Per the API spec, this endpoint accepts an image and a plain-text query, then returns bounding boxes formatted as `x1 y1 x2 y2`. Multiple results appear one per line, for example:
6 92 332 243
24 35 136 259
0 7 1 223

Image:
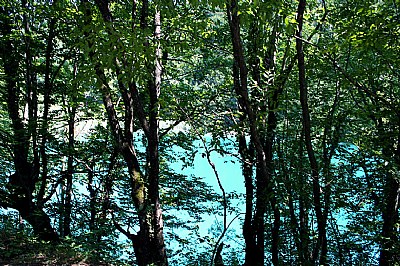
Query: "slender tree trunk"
295 0 327 264
144 9 168 265
265 108 280 266
379 174 400 265
226 0 275 264
234 49 257 264
227 3 266 260
379 116 400 265
238 133 257 265
63 98 76 237
37 10 57 204
248 13 281 265
298 133 312 264
22 0 39 180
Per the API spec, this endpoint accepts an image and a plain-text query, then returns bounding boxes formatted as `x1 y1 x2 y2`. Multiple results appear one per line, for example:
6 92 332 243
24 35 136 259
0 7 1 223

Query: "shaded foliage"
0 0 399 265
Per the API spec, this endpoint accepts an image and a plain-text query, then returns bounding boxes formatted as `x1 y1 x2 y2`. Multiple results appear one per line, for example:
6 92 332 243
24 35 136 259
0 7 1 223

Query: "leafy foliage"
0 0 399 265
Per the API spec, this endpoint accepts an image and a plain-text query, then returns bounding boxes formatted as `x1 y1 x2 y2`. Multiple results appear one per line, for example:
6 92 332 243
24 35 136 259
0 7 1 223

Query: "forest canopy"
0 0 399 265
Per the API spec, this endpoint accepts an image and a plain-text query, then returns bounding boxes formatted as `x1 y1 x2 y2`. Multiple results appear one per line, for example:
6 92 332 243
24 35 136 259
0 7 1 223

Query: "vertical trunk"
379 117 400 265
269 194 280 265
266 107 280 266
298 133 311 264
379 174 400 265
144 9 167 266
88 164 97 232
320 86 341 264
227 1 269 255
234 51 257 265
63 101 76 237
249 14 281 265
37 3 58 204
227 1 280 264
295 0 327 264
214 243 225 266
22 0 39 179
251 9 287 265
379 179 399 265
299 179 311 262
238 133 257 265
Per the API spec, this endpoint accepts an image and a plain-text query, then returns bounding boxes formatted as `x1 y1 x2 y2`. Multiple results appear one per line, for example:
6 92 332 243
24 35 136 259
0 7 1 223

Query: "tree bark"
226 0 276 264
379 115 400 265
37 10 57 205
238 125 259 265
295 0 327 264
84 1 167 264
63 71 77 237
227 1 289 264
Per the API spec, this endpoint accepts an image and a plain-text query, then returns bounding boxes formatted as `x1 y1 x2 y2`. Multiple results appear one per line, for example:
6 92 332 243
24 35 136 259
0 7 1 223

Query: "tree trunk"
85 1 168 264
295 0 327 264
14 194 60 242
63 96 76 237
227 5 268 257
37 11 57 204
379 174 400 265
238 133 257 265
227 1 281 264
379 116 400 265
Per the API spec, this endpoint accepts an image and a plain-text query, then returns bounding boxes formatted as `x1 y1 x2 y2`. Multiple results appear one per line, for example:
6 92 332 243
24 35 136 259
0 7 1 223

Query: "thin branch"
179 105 228 231
294 35 399 115
210 213 243 266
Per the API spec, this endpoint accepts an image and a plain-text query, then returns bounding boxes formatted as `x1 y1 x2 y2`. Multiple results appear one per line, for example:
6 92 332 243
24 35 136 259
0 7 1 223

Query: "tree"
80 0 168 264
0 0 67 242
1 0 399 265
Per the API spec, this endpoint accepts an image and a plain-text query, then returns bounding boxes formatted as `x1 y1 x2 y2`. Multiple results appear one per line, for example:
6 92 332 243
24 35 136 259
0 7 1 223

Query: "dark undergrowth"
0 230 119 266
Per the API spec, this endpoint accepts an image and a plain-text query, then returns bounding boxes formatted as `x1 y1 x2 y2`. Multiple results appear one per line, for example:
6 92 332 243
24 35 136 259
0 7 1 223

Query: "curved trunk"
14 194 60 242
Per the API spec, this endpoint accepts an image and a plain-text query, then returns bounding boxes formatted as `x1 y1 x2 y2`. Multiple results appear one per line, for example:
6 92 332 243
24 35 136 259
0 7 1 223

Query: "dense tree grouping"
0 0 399 265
